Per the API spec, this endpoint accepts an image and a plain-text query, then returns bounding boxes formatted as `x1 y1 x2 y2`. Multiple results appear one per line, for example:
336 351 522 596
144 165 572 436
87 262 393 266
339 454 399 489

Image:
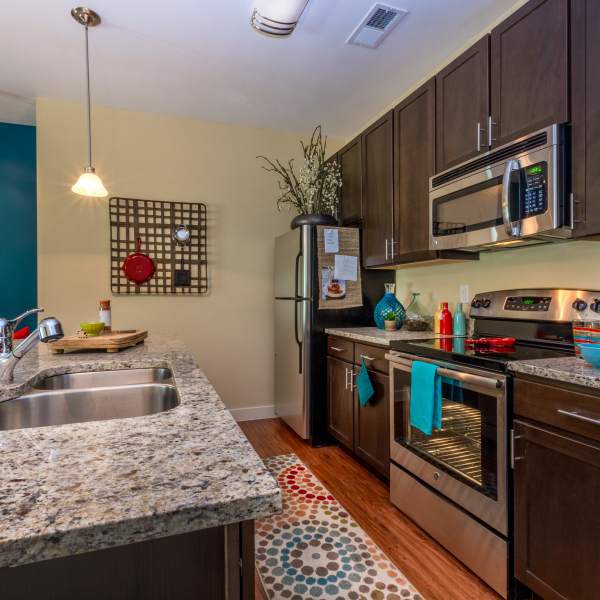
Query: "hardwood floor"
241 418 501 600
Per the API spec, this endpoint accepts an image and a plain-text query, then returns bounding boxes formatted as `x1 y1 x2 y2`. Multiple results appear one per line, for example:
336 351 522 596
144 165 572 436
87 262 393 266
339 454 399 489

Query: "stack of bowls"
573 320 600 367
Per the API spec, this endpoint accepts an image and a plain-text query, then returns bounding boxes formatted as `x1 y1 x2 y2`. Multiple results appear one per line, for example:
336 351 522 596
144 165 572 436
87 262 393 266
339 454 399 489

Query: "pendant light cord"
84 24 92 168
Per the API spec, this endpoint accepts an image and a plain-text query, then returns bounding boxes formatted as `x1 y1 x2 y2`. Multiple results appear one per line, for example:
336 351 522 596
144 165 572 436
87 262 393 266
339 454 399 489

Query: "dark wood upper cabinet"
513 419 600 600
338 137 363 225
490 0 569 147
394 78 436 259
571 0 600 237
327 356 354 450
353 368 389 478
361 111 394 267
436 36 490 172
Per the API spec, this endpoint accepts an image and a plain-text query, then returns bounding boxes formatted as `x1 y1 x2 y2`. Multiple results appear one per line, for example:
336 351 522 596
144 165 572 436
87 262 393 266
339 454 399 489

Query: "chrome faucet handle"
8 308 44 329
0 308 44 355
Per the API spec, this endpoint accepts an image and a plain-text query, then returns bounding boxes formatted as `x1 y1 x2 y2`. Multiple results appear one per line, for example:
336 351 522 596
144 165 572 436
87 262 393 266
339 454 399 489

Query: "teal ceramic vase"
374 283 405 330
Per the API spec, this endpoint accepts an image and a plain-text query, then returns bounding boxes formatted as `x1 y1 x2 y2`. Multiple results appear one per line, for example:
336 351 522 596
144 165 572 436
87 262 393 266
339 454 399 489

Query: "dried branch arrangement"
258 126 342 217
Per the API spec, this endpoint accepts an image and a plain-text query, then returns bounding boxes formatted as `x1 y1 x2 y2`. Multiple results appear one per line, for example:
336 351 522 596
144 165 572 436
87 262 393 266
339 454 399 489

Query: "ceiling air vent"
346 3 408 49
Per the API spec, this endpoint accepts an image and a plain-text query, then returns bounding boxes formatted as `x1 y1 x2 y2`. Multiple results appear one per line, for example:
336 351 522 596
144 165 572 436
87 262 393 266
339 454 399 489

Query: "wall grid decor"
109 197 208 295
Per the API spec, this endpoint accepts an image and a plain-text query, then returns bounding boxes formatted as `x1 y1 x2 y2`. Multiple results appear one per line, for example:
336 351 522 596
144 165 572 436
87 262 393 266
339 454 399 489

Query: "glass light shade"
254 0 309 23
71 169 108 198
252 0 309 35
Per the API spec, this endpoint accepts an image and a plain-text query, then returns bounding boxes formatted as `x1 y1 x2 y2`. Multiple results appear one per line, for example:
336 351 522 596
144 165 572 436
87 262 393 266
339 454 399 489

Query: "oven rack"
411 402 483 485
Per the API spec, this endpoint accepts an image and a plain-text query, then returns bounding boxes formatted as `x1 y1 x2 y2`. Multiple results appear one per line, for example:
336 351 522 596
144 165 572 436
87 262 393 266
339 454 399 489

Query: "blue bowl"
578 343 600 369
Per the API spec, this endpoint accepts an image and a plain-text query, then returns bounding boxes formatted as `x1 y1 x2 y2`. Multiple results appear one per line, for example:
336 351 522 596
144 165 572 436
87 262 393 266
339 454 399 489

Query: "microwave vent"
432 131 548 188
346 3 408 49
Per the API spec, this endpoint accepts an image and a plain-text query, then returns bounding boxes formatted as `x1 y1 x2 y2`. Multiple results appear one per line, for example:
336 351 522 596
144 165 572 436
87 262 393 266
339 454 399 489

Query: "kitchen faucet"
0 309 64 383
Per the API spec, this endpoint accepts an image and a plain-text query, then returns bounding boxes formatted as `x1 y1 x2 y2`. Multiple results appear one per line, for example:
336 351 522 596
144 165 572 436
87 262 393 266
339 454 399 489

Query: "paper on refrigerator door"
324 228 339 253
334 254 358 281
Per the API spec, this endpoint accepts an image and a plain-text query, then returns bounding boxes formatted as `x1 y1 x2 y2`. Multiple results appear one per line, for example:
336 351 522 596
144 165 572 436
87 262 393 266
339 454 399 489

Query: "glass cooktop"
391 337 575 372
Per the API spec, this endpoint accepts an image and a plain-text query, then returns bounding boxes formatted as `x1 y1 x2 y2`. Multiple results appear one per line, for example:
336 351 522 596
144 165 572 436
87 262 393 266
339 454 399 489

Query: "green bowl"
80 322 105 336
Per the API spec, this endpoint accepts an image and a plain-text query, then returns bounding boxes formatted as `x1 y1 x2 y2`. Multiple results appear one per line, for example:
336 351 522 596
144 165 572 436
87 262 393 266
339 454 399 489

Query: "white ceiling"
1 0 518 137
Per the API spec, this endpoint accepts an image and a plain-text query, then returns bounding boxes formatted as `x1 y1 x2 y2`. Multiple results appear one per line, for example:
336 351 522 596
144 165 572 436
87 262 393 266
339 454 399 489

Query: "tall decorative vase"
374 283 405 330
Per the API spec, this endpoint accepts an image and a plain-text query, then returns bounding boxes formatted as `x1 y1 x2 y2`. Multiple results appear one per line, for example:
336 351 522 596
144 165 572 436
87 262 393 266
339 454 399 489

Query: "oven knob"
471 299 482 309
482 298 491 309
572 298 588 311
591 299 600 313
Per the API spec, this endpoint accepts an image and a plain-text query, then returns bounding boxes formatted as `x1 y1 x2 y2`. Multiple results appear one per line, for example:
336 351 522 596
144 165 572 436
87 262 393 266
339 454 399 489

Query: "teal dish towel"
410 360 442 435
357 360 375 407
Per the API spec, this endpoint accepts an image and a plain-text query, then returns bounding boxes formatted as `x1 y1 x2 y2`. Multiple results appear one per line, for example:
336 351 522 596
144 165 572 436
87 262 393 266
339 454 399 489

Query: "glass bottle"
440 302 453 335
453 302 467 336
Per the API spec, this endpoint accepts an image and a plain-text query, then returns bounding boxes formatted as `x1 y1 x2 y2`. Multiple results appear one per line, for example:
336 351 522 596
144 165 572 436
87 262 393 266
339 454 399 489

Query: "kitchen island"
0 336 280 599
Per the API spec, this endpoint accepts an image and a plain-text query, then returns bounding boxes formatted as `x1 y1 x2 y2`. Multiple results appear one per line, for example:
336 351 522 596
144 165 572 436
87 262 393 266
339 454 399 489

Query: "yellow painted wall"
394 241 600 315
36 98 340 412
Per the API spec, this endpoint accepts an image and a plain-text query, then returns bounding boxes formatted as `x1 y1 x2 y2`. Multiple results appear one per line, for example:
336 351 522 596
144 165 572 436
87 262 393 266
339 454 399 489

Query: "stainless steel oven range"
385 288 599 598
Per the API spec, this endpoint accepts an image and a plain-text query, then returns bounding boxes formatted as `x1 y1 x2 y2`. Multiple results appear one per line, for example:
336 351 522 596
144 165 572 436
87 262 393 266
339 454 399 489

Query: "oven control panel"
504 296 551 312
469 288 600 322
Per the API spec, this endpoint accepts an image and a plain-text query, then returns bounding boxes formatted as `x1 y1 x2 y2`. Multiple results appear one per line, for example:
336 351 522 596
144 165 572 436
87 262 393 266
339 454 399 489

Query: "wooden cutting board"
49 330 148 354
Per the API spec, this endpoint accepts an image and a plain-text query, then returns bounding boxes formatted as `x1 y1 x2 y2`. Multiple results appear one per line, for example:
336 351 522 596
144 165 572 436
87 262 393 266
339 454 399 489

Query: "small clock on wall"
173 225 191 246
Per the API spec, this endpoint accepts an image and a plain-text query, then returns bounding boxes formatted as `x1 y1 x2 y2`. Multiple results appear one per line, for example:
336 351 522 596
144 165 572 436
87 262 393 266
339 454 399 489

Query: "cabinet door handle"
344 367 349 390
487 116 496 148
557 408 600 426
350 370 356 391
330 346 345 352
360 354 376 362
510 429 525 469
390 237 395 260
476 122 485 152
385 238 389 261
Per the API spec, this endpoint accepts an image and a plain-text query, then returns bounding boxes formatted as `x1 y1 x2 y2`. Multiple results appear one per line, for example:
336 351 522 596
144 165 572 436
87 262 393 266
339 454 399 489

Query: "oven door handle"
501 158 522 237
388 356 504 391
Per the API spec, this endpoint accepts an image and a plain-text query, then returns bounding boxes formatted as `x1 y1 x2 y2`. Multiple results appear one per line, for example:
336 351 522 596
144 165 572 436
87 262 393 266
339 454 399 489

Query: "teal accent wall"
0 122 37 331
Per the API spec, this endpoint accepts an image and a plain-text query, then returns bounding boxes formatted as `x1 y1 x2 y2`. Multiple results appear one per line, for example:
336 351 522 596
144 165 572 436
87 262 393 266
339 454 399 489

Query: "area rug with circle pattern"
256 453 424 600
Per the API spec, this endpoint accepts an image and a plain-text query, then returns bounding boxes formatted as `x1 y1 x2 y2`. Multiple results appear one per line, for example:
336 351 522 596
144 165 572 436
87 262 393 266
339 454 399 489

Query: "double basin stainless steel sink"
0 368 179 431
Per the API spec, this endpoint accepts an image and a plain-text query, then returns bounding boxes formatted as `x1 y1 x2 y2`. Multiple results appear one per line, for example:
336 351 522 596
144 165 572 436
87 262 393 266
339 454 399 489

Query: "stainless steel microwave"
429 124 572 251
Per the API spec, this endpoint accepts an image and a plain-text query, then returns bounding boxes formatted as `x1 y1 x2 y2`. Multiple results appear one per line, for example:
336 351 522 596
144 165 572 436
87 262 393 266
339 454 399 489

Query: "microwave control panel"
522 162 547 217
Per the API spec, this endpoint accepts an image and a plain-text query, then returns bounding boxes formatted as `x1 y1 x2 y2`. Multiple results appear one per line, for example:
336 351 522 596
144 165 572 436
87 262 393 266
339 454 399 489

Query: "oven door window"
393 369 498 500
432 176 503 237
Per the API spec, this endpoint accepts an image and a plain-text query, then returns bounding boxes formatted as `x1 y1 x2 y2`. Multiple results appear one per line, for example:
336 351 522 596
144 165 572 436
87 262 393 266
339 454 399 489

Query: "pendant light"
71 6 107 198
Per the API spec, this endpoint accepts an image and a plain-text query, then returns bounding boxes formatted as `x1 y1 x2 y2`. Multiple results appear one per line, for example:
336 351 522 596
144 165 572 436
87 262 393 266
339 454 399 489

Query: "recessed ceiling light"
251 0 310 37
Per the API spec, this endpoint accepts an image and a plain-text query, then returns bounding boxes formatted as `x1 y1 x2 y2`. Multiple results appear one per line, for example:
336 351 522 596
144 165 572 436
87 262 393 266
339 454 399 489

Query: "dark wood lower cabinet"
0 522 254 600
514 419 600 600
327 356 354 450
353 368 389 477
327 337 390 479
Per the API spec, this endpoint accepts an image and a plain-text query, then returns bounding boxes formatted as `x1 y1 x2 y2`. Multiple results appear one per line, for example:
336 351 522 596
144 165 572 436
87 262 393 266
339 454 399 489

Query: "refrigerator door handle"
294 299 302 374
294 250 301 300
294 248 303 374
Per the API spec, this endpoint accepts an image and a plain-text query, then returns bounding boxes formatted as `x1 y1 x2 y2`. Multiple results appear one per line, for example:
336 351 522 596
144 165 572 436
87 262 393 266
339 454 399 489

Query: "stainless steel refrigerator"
274 224 392 444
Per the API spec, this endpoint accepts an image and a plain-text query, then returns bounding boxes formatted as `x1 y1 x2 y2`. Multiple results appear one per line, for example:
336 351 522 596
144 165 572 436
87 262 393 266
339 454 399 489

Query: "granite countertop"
509 356 600 390
0 336 281 569
325 326 440 346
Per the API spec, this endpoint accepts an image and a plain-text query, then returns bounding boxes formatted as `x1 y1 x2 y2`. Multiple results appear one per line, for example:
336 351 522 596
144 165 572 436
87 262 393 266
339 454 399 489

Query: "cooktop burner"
391 337 574 372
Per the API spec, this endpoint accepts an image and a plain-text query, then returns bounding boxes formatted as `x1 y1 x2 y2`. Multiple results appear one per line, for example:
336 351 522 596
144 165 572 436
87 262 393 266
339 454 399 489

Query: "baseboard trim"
230 405 276 422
